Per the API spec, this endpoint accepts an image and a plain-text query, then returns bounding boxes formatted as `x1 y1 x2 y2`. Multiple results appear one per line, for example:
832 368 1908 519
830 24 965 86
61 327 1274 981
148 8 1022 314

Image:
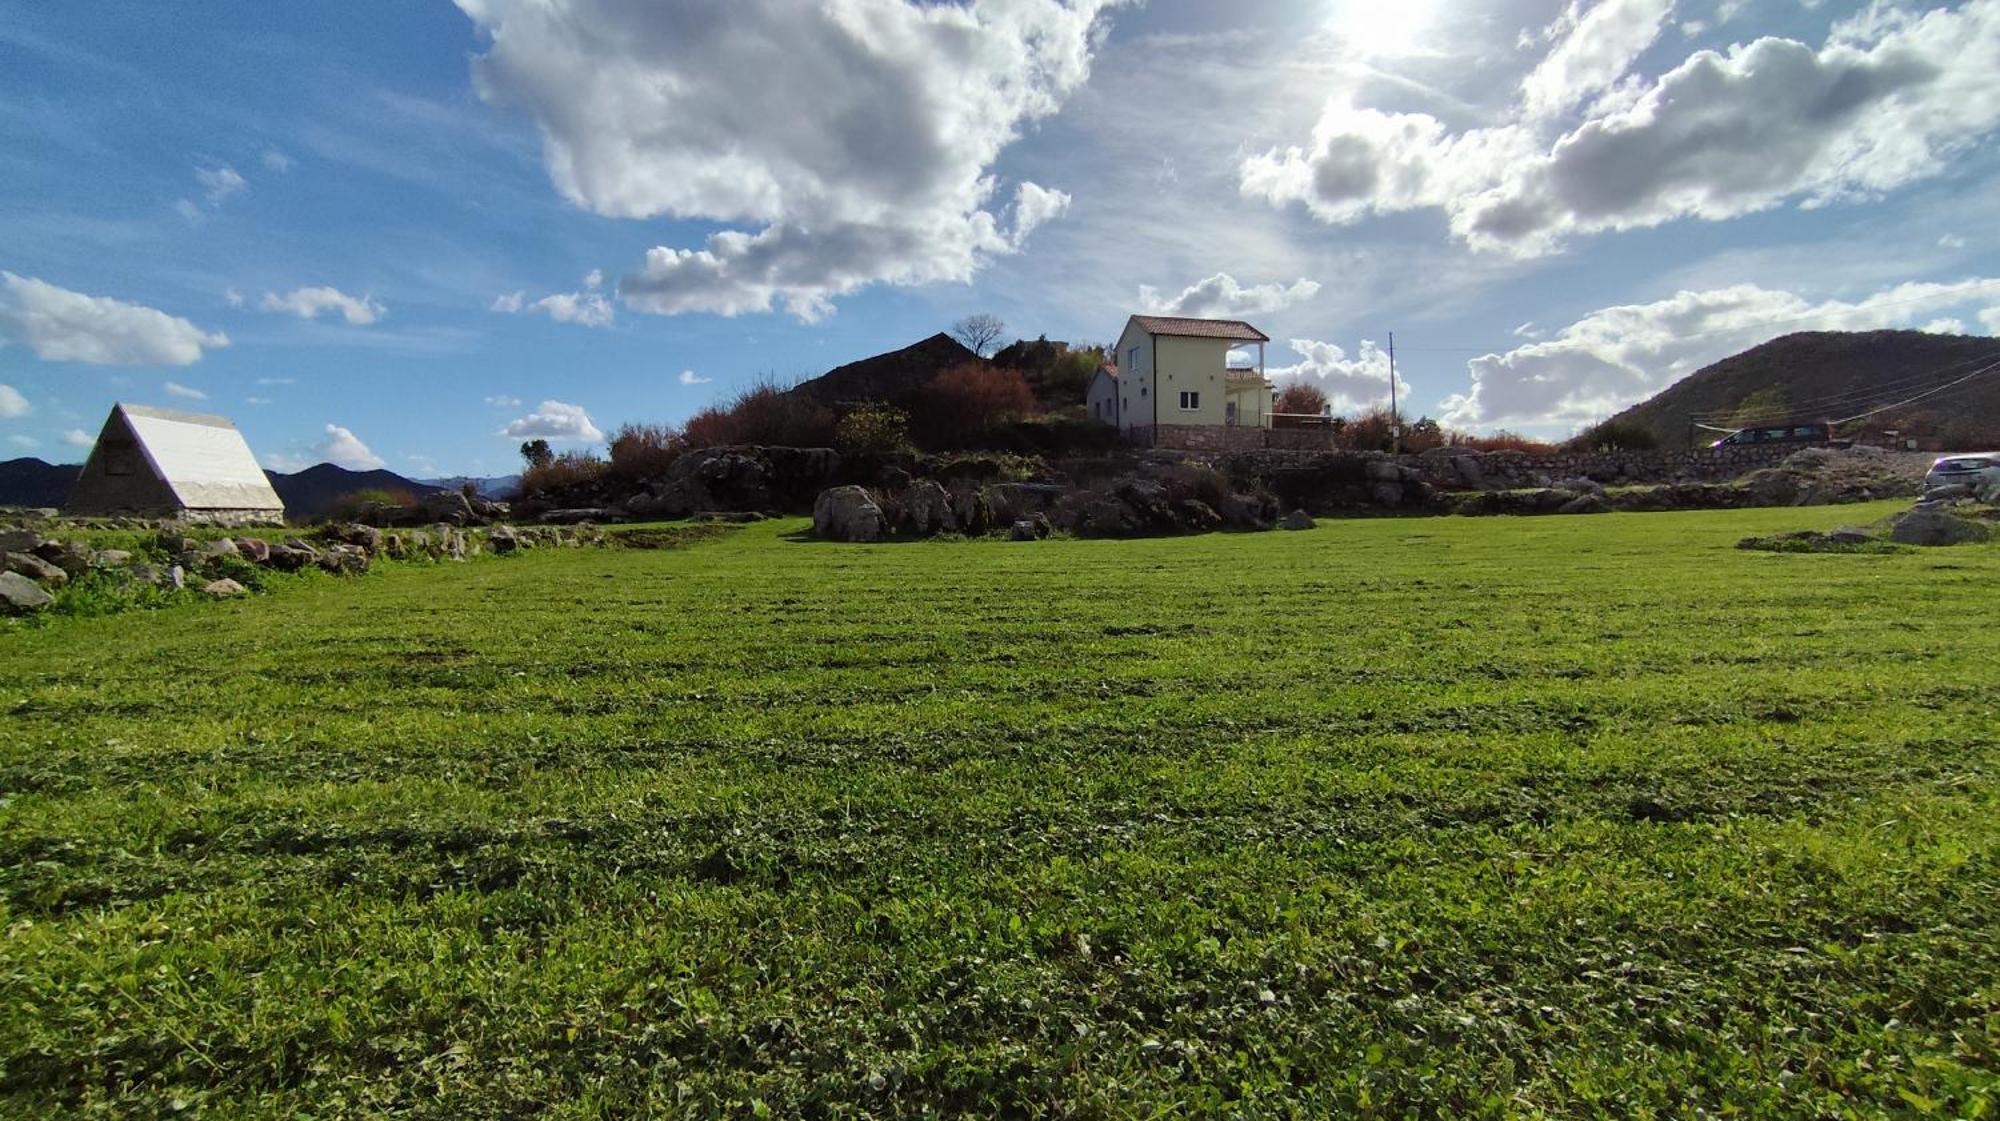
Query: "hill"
1607 330 2000 448
420 474 520 500
0 459 438 519
786 332 983 408
267 464 441 520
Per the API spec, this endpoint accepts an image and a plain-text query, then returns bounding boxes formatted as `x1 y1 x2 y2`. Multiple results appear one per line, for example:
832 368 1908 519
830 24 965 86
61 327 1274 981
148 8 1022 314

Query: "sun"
1328 0 1442 56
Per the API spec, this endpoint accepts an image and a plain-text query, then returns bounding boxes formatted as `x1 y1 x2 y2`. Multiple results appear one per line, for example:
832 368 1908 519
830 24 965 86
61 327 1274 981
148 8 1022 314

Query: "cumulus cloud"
498 399 604 443
677 369 711 386
1139 272 1321 318
484 394 523 407
1981 307 2000 334
62 428 93 448
492 277 614 327
260 286 385 325
1440 277 2000 429
313 424 386 470
197 165 247 206
0 384 27 418
163 380 207 400
456 0 1115 320
262 149 293 173
1243 1 2000 255
1266 338 1409 414
0 272 229 365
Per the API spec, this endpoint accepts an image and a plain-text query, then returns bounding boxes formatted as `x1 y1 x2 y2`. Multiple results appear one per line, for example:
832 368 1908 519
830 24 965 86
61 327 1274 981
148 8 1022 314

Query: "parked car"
1709 421 1835 448
1923 453 2000 494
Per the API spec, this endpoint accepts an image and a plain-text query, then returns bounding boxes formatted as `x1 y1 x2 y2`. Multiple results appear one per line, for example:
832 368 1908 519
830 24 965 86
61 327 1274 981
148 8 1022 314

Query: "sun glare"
1329 0 1441 56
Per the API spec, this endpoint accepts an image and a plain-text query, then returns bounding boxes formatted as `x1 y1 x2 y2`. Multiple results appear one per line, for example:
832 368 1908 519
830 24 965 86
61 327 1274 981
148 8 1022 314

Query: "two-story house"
1087 315 1273 438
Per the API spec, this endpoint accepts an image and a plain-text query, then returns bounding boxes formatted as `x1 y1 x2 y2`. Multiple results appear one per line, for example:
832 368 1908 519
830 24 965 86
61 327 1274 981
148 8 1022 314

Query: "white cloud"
313 424 386 470
1940 233 1968 250
484 394 523 407
260 451 311 473
1921 318 1966 335
1244 1 2000 256
0 272 229 365
1138 272 1321 319
1982 307 2000 334
224 287 245 308
1520 0 1676 121
8 435 36 449
262 149 293 173
0 384 27 418
175 198 203 224
491 278 614 327
677 369 711 386
255 376 295 386
197 165 247 206
1265 338 1409 414
456 0 1115 320
1512 321 1544 339
245 396 272 406
1440 277 2000 430
498 399 604 443
62 428 93 449
163 380 207 400
261 286 385 325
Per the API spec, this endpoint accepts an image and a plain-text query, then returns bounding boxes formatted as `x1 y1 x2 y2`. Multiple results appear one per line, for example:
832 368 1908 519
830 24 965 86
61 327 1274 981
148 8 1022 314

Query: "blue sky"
3 0 1998 476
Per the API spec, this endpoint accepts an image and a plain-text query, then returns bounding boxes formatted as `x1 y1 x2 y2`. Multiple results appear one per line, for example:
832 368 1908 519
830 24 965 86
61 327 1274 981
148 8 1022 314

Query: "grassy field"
2 503 1996 1117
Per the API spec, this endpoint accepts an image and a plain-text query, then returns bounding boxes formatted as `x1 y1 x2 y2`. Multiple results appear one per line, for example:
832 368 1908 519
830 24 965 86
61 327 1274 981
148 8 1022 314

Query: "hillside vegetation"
2 507 1995 1116
1607 330 2000 448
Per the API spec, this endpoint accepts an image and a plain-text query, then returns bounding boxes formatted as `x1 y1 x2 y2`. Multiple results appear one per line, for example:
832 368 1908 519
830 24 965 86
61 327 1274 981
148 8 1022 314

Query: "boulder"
1074 498 1140 538
949 486 992 536
1828 526 1875 544
317 544 371 574
1922 482 1974 502
1009 518 1040 542
488 526 524 554
0 570 54 614
1557 493 1611 515
982 482 1066 522
201 577 249 598
1888 508 1992 546
417 489 477 525
263 544 314 572
1553 476 1604 495
1369 481 1404 508
203 537 240 559
0 527 45 554
1175 499 1222 532
1113 480 1176 532
1218 491 1278 530
3 550 67 588
1363 458 1406 483
901 481 958 537
812 486 887 542
93 549 133 569
234 538 271 563
1280 509 1316 531
164 565 187 591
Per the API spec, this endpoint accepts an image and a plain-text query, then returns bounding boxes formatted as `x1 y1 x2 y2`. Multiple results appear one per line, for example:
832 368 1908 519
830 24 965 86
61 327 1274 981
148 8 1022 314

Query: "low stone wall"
1411 445 1801 489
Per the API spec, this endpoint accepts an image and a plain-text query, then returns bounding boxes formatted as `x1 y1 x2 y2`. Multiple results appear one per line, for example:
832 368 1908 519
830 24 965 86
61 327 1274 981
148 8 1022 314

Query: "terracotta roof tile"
1129 315 1270 342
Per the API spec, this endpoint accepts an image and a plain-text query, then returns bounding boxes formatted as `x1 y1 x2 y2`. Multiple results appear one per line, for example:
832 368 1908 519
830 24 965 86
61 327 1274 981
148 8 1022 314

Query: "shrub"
1451 431 1559 454
519 450 606 495
682 381 837 449
1274 382 1329 418
1161 464 1232 510
1567 419 1659 452
607 422 683 481
332 487 415 522
910 362 1039 450
1338 407 1398 452
833 404 911 455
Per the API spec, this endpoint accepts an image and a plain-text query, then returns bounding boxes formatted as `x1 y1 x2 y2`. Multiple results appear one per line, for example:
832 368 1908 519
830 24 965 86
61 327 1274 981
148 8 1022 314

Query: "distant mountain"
787 332 984 408
265 464 441 520
0 457 81 508
1606 330 2000 448
420 474 520 500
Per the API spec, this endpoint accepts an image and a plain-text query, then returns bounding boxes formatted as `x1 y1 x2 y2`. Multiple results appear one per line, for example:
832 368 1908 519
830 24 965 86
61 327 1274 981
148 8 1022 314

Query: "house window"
1179 391 1200 410
1141 387 1147 397
1128 346 1139 371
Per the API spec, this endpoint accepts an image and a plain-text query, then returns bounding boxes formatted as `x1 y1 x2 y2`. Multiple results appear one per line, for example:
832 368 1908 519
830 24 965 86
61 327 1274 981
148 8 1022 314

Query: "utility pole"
1388 331 1400 454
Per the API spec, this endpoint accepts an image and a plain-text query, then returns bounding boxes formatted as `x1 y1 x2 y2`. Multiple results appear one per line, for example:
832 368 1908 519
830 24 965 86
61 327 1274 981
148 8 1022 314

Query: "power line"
1689 347 2000 424
1831 358 2000 425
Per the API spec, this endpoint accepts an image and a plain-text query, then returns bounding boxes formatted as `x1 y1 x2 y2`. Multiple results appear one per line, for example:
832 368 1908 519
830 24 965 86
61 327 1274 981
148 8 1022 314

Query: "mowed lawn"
2 503 1996 1118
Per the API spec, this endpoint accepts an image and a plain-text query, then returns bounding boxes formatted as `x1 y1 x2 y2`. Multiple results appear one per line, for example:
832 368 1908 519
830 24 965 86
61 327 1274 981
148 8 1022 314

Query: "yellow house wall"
1225 380 1274 428
1152 335 1234 426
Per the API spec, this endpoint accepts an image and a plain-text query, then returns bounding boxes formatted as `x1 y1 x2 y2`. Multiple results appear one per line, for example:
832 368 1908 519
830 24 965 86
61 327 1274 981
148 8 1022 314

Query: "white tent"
66 403 286 524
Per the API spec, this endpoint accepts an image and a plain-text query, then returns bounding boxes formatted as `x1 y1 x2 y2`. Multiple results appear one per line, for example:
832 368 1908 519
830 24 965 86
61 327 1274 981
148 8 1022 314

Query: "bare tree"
949 313 1007 358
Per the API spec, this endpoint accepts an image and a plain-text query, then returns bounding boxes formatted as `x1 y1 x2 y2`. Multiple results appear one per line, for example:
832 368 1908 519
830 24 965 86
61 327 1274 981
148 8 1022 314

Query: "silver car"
1923 453 2000 496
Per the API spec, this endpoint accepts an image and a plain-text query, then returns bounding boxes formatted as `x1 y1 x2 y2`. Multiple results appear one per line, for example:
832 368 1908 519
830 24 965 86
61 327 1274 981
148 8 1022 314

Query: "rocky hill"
1607 330 2000 448
0 458 79 508
787 333 984 408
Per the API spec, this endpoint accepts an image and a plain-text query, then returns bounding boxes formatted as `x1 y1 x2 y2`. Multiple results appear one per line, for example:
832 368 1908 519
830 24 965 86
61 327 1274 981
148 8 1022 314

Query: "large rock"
234 538 271 563
0 527 44 554
901 481 958 537
488 526 525 554
1368 481 1404 508
417 489 477 525
1557 493 1611 515
813 486 887 542
1280 509 1316 530
982 482 1066 522
1888 508 1992 546
949 486 992 535
1175 499 1222 532
3 550 67 588
34 541 94 577
201 577 249 598
0 570 54 613
1074 498 1140 538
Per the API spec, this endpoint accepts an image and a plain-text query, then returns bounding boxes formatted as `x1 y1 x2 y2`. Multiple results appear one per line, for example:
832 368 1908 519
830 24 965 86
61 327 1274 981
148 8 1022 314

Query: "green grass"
2 501 1996 1118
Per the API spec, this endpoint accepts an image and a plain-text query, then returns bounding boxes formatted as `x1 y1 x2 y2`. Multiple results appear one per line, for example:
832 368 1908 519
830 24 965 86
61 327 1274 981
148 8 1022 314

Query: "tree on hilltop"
949 313 1007 358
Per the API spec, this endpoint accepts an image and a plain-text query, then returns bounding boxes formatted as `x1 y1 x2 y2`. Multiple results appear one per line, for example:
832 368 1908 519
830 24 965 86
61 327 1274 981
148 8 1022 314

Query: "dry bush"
1337 407 1398 452
1565 419 1659 452
1452 431 1560 454
519 450 607 495
682 381 836 449
911 362 1039 450
1274 383 1330 418
607 422 683 480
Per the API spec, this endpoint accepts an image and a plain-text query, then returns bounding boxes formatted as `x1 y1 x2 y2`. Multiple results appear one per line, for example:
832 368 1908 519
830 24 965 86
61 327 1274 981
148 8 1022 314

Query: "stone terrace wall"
1205 443 1812 492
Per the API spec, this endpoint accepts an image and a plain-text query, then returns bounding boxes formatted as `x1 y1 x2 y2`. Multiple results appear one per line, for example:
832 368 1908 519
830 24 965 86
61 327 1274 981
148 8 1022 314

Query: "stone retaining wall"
1205 443 1819 491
